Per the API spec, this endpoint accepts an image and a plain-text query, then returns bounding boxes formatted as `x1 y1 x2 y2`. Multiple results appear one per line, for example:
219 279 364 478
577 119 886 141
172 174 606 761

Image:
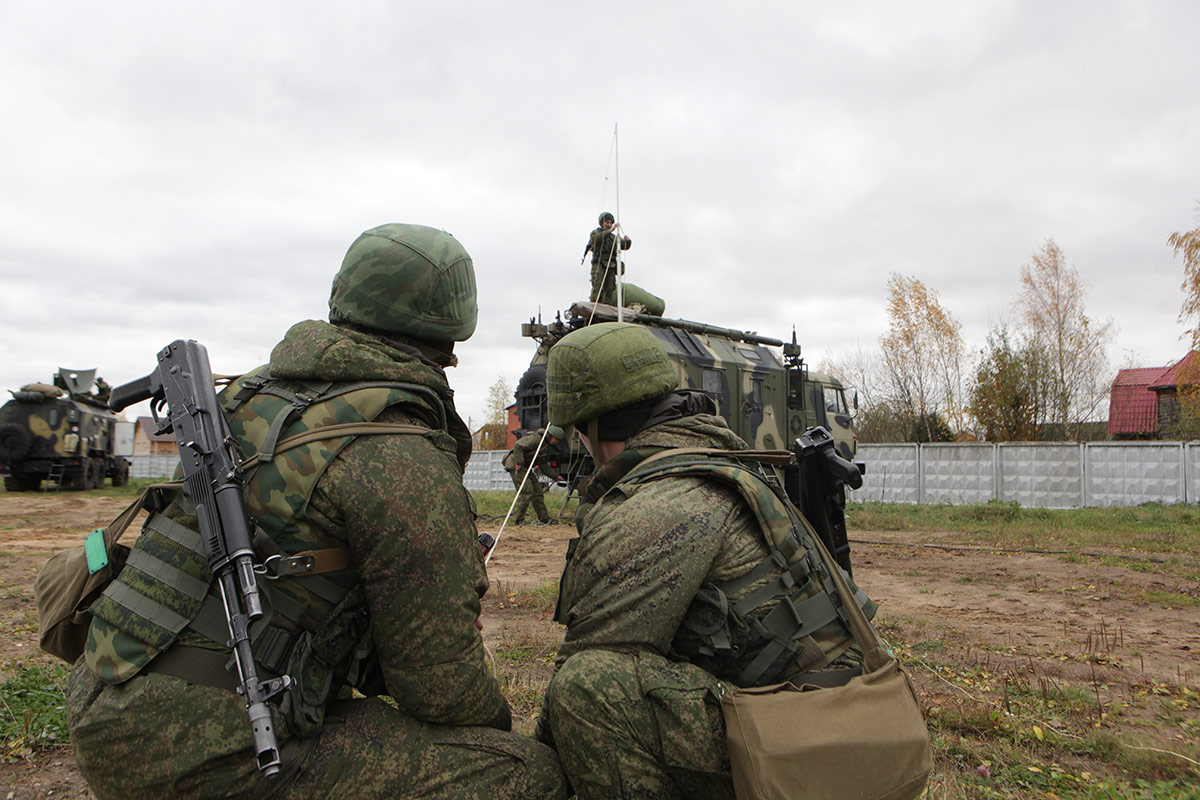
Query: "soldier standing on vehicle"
66 224 568 800
503 425 563 524
534 322 874 799
581 211 631 305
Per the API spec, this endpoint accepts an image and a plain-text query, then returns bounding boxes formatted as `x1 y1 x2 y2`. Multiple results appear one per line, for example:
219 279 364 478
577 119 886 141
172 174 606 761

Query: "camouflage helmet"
328 223 478 342
547 322 679 428
598 211 615 224
546 424 565 441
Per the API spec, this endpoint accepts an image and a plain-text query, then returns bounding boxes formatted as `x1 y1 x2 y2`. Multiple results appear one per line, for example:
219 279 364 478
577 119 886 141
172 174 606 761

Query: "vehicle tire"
87 460 103 490
111 459 129 487
0 424 32 463
515 364 548 430
4 476 21 492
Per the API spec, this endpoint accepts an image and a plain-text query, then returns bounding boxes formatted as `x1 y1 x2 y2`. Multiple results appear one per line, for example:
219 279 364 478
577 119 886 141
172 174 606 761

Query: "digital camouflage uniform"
584 222 631 306
66 225 567 800
503 429 552 524
537 413 871 800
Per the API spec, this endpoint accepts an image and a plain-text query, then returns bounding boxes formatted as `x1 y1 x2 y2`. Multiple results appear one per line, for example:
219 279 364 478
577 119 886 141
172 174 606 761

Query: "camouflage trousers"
508 468 549 523
537 649 735 800
589 262 622 306
68 663 568 800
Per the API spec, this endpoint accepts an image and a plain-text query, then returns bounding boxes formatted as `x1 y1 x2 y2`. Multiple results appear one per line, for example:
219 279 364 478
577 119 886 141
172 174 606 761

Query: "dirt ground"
0 494 1197 797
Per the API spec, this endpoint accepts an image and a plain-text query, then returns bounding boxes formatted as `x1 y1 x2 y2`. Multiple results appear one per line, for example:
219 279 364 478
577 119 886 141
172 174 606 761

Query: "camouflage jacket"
555 414 863 686
503 430 544 472
584 226 631 267
84 320 510 736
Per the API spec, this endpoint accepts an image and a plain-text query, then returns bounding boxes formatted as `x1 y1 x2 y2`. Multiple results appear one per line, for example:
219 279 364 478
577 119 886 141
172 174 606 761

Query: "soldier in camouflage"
535 322 874 800
66 224 568 799
581 211 631 305
502 425 562 524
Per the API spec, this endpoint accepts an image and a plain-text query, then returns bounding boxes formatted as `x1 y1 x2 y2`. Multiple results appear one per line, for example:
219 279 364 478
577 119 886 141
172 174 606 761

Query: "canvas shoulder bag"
34 484 170 663
720 513 932 800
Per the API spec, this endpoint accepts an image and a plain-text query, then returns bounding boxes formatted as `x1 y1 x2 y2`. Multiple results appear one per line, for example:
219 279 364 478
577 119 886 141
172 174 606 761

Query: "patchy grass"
849 501 1200 557
875 619 1200 800
470 489 579 522
0 662 71 763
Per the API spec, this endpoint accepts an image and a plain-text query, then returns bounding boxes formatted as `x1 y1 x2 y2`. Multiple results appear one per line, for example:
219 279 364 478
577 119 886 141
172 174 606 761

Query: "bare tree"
1013 239 1114 439
817 342 884 412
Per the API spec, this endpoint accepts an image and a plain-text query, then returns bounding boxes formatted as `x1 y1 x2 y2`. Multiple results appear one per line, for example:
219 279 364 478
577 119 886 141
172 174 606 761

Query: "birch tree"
879 274 968 441
476 376 513 450
1013 240 1114 439
1169 205 1200 348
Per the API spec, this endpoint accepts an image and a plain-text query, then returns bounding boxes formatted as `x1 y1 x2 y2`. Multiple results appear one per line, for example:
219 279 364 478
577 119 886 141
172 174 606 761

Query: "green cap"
328 223 478 342
547 322 679 428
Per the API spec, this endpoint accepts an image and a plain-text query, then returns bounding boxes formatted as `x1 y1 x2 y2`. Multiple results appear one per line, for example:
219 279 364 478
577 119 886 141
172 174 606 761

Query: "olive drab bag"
720 514 932 800
34 484 171 663
620 447 930 800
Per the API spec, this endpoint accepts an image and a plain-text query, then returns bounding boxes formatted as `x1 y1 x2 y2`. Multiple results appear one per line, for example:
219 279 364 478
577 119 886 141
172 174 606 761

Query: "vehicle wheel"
111 460 129 487
4 477 20 492
19 476 41 491
0 424 32 462
87 460 104 490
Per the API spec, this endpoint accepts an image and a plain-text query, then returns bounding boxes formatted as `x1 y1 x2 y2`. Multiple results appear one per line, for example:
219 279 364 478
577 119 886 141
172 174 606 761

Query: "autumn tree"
1013 240 1114 440
1169 205 1200 348
878 274 969 441
969 325 1050 441
1165 206 1200 436
476 375 513 450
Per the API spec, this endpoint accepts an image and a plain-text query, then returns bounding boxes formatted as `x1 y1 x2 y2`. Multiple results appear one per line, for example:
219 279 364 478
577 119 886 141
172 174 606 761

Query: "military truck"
0 368 134 491
516 300 857 460
514 299 863 571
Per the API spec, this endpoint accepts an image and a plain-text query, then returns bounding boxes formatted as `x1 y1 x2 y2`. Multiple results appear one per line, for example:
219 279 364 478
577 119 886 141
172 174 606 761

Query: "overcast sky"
1 1 1196 428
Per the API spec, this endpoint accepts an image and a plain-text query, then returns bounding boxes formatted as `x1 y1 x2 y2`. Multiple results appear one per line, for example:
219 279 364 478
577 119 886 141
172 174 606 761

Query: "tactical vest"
86 369 455 735
608 449 876 687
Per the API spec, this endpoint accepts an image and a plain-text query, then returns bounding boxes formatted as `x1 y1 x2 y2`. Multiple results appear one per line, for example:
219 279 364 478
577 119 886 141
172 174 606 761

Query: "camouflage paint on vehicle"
0 369 131 491
518 301 857 461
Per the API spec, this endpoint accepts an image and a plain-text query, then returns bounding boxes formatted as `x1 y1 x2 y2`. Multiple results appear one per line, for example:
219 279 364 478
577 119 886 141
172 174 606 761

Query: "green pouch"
33 490 149 662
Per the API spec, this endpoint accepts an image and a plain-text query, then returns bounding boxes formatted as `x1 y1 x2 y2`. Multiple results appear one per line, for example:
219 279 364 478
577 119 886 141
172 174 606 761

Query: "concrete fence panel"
1083 442 1185 507
851 444 919 504
998 443 1084 508
920 443 996 505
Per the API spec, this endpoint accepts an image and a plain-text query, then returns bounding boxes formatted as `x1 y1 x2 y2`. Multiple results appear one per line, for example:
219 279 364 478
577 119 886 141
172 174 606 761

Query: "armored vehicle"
0 368 133 491
514 300 864 571
517 300 857 460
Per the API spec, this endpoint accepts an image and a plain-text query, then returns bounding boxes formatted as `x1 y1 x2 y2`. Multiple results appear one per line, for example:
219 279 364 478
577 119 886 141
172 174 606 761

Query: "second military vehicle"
0 368 134 491
513 299 863 571
517 300 857 459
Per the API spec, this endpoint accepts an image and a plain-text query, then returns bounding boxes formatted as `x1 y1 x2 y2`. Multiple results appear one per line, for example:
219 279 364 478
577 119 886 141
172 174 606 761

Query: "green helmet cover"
328 223 478 342
546 424 565 440
598 211 614 224
547 322 679 428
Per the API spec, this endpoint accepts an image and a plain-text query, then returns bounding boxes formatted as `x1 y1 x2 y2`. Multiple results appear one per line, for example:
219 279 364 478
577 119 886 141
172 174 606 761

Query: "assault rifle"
786 426 863 576
110 340 290 776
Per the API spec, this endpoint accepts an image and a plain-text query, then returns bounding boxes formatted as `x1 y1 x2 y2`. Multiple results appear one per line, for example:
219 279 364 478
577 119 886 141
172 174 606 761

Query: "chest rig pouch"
613 448 876 688
87 368 448 737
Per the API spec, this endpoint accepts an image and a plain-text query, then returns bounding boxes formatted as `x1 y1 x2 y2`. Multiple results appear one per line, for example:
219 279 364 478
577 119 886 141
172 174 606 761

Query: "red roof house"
1108 352 1199 437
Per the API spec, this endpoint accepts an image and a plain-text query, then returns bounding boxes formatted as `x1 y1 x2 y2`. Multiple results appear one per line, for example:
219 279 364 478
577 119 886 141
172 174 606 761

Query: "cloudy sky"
1 1 1196 427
